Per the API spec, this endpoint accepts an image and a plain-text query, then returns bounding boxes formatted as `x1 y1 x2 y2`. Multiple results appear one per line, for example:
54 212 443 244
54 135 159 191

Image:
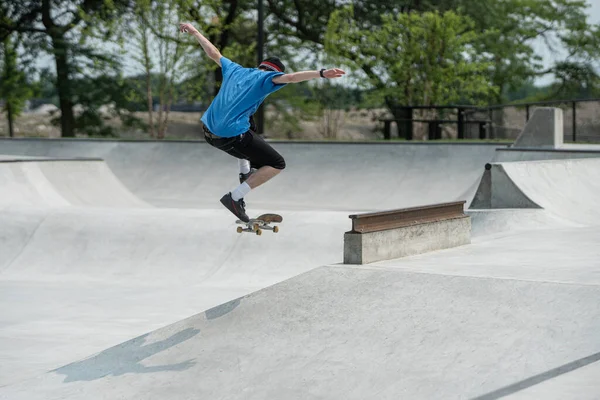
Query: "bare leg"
245 166 281 189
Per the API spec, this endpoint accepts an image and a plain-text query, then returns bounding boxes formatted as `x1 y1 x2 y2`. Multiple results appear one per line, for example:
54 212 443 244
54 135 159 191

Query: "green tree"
178 0 257 96
131 0 157 137
71 74 146 137
270 0 600 105
130 0 188 139
503 81 551 102
266 0 445 46
0 32 35 137
0 0 128 137
126 0 260 129
455 0 600 102
546 61 600 99
326 7 497 111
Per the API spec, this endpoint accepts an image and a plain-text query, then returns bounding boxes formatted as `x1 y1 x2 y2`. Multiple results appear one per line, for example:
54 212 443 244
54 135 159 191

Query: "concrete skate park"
1 108 600 399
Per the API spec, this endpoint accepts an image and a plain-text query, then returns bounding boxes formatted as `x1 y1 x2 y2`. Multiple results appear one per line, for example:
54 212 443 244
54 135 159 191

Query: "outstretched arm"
179 23 222 66
272 68 346 84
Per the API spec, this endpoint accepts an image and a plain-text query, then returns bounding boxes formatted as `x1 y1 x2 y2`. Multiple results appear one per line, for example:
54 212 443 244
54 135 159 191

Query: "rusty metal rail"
348 201 467 234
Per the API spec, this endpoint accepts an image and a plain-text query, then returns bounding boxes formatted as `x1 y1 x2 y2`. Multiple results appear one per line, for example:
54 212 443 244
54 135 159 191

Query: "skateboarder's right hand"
179 23 199 35
178 22 222 66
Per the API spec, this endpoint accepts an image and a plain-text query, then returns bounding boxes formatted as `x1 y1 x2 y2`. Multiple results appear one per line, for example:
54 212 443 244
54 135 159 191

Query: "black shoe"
239 168 257 184
220 192 249 222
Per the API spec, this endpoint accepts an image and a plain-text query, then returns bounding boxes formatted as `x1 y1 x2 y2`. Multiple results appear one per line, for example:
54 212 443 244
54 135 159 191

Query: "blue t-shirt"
201 57 287 137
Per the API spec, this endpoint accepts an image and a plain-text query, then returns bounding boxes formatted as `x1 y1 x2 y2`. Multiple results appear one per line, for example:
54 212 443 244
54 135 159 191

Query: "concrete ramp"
0 140 506 384
472 159 600 225
0 140 502 210
0 207 345 281
0 206 349 384
2 261 599 400
511 107 563 149
468 209 580 238
0 159 148 208
4 138 600 396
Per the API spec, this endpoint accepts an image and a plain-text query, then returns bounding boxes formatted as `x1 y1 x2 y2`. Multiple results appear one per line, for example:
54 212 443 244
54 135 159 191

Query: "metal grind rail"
348 201 467 234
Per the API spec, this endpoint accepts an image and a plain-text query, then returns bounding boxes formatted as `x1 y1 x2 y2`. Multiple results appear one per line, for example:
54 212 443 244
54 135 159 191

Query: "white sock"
231 182 251 201
238 159 251 174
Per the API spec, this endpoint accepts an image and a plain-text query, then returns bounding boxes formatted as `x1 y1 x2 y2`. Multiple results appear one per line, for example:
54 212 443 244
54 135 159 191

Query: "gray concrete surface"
495 147 600 162
473 158 600 225
472 164 541 209
0 206 348 384
0 155 48 161
0 139 503 210
0 160 148 208
344 217 471 264
0 140 505 385
1 225 599 399
1 139 600 398
512 107 563 149
467 209 579 238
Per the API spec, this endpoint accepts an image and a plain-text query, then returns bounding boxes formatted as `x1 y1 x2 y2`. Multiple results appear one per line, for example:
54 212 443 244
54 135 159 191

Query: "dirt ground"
1 103 598 142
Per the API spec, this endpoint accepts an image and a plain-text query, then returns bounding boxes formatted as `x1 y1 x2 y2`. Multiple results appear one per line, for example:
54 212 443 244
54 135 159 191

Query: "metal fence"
465 98 600 143
382 98 600 143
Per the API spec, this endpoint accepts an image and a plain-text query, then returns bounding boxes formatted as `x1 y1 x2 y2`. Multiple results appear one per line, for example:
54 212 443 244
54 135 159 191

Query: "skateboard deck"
235 213 283 235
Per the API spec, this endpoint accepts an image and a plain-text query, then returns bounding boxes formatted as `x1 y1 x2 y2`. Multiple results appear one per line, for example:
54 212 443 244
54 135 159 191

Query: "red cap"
259 61 283 72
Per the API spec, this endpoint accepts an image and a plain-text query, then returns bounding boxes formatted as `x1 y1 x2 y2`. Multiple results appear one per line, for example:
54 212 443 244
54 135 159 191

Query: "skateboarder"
179 22 345 222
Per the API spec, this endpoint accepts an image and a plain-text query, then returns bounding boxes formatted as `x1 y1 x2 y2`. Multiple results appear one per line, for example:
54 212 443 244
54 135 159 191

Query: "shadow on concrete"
53 327 200 383
472 350 600 400
205 298 242 320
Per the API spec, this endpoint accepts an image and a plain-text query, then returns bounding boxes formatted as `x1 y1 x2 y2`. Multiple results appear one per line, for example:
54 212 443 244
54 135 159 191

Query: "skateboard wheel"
237 226 243 233
256 229 262 236
273 226 279 233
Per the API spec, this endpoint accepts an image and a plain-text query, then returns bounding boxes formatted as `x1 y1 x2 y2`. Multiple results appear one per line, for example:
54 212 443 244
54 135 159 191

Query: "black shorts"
203 126 286 170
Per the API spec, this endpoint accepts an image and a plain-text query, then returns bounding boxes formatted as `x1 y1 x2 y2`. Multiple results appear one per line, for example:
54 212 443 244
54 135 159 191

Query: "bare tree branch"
41 0 54 31
265 0 321 44
0 5 44 40
517 26 553 46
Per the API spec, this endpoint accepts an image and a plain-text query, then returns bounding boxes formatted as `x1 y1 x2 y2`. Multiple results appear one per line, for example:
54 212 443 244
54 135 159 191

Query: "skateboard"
236 213 283 235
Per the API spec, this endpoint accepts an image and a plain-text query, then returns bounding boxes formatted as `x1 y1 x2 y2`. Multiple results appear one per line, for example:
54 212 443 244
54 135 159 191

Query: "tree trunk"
161 86 174 139
52 35 75 137
160 55 179 140
2 38 14 138
3 36 16 138
146 72 155 137
7 101 14 138
141 25 155 137
386 97 413 140
157 75 166 139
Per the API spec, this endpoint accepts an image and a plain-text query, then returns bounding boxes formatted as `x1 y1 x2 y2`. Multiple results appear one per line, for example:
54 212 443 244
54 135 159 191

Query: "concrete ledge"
344 204 471 264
